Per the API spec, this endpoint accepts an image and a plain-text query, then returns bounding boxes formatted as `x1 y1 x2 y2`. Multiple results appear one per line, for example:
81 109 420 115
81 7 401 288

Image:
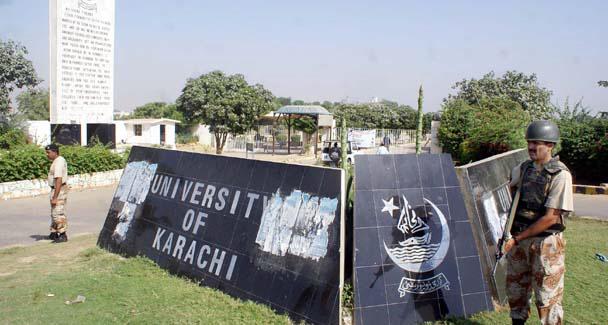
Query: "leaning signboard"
455 149 528 303
353 154 493 324
98 146 345 324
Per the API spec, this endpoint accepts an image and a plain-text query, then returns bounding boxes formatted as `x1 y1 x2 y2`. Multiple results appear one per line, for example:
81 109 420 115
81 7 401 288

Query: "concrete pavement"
572 193 608 221
0 168 606 249
0 185 116 248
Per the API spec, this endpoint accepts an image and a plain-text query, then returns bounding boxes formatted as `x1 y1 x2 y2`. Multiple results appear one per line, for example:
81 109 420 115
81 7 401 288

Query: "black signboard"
98 146 344 324
87 123 116 148
51 123 81 145
455 149 528 301
353 154 493 324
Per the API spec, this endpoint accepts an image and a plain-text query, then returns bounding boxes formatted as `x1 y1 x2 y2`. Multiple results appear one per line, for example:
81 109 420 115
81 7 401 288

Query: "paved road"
0 185 116 247
1 185 606 248
572 193 608 220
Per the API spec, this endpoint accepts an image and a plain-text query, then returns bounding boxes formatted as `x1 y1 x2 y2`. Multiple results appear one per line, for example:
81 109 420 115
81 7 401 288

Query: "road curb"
1 169 123 200
573 185 608 195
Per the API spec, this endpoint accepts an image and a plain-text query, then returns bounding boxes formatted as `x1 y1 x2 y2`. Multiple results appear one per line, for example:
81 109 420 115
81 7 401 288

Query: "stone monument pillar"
430 120 442 154
50 0 116 147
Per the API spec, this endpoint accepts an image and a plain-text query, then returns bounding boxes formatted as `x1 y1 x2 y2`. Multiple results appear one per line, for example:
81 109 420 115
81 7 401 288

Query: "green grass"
439 217 608 325
0 218 606 324
0 235 289 324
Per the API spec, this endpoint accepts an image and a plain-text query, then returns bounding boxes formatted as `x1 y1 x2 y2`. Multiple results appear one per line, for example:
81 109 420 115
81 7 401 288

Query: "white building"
115 119 179 149
25 121 52 146
26 118 179 149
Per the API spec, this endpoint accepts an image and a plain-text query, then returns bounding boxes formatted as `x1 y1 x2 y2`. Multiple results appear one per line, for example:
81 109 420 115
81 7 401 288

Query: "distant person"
45 144 69 243
382 134 391 150
376 143 389 154
502 121 572 325
329 142 341 167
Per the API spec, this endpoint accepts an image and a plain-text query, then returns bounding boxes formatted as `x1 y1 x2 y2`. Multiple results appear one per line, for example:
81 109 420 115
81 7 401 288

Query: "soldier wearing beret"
45 144 69 243
504 120 573 325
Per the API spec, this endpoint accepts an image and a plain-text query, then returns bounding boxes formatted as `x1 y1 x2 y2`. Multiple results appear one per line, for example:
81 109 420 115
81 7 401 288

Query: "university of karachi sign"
50 0 115 145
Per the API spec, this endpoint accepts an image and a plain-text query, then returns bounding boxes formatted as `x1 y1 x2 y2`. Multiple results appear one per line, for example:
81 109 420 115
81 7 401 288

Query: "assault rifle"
492 175 523 303
495 185 521 261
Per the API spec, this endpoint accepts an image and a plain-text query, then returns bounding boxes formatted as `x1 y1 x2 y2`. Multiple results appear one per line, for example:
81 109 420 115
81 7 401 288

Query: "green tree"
0 39 40 114
131 102 184 121
333 102 417 129
438 98 530 163
461 99 530 162
447 71 553 119
415 85 424 154
292 116 317 148
16 88 49 120
556 99 608 183
176 71 275 154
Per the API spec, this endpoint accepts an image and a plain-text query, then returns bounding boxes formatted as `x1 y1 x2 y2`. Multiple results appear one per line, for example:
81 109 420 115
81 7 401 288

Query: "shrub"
290 134 301 145
0 144 49 182
437 100 476 162
439 98 530 163
0 144 126 183
558 115 608 183
0 127 28 149
461 100 530 162
177 133 199 144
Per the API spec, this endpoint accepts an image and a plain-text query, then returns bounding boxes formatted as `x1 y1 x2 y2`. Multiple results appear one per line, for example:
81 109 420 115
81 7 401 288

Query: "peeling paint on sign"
255 189 338 261
112 161 157 242
114 161 157 204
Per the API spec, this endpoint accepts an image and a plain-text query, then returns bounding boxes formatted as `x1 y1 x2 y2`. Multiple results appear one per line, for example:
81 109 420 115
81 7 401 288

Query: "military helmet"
525 120 559 143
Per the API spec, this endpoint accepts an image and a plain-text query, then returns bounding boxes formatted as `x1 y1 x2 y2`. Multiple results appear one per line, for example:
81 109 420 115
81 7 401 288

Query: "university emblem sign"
353 154 493 324
381 196 451 295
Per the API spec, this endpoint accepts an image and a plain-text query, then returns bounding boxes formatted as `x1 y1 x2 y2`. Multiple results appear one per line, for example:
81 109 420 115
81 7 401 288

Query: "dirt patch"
17 256 37 264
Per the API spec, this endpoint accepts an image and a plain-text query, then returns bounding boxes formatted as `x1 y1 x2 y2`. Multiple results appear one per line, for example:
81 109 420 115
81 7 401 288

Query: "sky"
1 0 607 113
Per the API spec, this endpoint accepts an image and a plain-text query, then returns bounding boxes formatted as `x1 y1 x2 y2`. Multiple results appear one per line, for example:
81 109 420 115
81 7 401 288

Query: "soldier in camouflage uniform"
45 144 69 243
503 120 573 325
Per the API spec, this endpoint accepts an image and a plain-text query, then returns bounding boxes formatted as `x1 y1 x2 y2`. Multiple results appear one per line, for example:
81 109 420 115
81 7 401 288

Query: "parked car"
321 141 360 165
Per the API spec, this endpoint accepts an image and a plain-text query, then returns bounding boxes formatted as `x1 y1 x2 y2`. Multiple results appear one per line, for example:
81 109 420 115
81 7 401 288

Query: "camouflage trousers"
50 186 69 234
506 233 565 325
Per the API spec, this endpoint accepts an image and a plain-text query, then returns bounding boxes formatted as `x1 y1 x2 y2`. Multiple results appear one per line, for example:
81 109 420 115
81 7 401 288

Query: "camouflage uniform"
506 233 565 324
48 155 69 236
50 186 69 233
507 157 571 325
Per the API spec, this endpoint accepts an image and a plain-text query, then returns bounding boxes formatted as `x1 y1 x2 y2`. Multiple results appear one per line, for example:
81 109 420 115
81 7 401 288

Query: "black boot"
512 318 526 325
54 232 68 243
48 232 58 240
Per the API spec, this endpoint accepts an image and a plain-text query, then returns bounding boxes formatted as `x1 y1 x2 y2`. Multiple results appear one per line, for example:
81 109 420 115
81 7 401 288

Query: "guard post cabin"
115 118 180 149
273 105 334 157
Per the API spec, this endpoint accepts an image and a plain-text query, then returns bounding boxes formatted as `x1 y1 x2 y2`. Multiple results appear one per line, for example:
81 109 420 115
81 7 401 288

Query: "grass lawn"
0 218 606 324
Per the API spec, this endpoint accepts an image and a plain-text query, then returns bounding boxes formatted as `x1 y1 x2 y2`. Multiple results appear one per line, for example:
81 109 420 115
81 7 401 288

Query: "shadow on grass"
29 234 51 241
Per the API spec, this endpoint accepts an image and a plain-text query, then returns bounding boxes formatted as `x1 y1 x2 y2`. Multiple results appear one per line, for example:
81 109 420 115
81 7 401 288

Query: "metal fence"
218 126 429 152
330 128 426 146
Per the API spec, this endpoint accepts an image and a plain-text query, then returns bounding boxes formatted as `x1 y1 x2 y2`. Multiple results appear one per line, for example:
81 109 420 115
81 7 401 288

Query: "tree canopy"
176 70 274 154
438 98 530 163
446 71 553 119
16 88 49 120
331 102 417 129
130 102 183 121
0 39 40 114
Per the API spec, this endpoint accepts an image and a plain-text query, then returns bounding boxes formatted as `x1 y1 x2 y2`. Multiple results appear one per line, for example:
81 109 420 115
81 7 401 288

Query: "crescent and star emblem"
382 195 450 273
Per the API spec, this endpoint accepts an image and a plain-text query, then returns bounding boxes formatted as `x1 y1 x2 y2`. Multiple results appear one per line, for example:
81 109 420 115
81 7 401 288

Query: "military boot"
48 232 58 240
54 232 68 243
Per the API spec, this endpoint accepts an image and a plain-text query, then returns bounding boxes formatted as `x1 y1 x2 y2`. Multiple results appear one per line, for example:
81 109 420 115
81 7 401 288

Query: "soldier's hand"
503 238 516 254
50 198 58 206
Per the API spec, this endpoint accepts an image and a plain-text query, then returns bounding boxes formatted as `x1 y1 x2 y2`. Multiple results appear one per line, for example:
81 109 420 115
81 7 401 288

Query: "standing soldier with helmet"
45 144 69 243
503 120 573 325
